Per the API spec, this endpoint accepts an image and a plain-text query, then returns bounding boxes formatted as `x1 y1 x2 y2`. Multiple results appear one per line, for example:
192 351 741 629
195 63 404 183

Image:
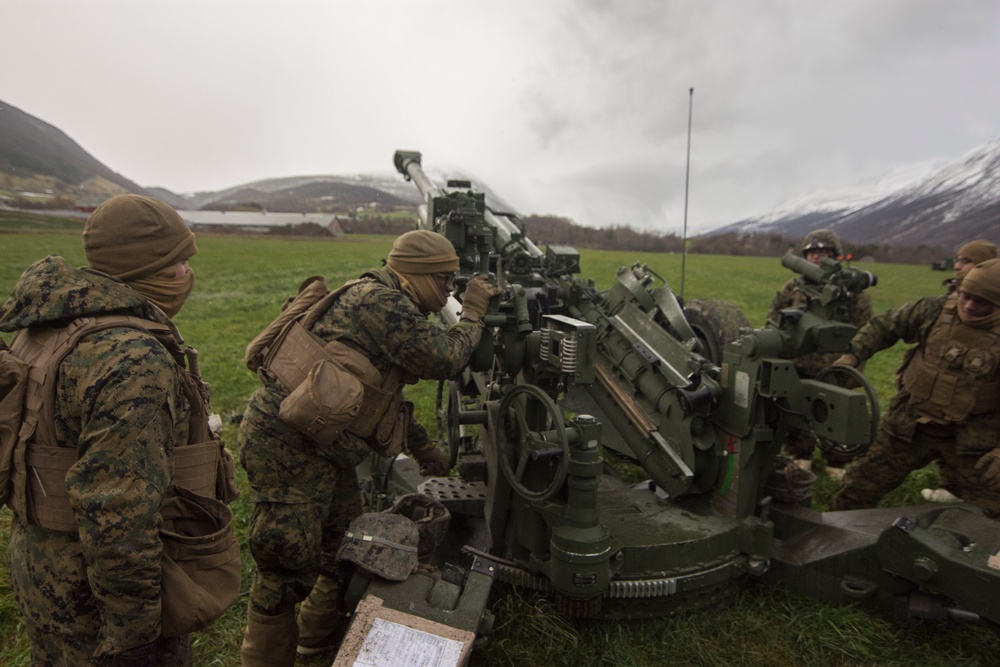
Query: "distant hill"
706 138 1000 248
160 174 421 214
0 99 149 204
3 97 997 255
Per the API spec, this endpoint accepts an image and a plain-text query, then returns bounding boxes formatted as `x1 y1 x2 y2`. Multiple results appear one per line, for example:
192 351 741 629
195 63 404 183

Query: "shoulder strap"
24 315 175 450
245 276 330 372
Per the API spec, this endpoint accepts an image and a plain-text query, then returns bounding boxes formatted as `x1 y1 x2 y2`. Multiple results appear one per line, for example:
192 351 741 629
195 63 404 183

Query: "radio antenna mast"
680 87 694 300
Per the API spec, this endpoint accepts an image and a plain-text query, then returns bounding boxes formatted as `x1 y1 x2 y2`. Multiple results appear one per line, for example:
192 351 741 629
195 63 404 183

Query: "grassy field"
1 231 997 666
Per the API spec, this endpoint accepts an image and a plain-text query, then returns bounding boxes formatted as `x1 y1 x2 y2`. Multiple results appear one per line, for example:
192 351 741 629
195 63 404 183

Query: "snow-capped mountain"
708 138 1000 247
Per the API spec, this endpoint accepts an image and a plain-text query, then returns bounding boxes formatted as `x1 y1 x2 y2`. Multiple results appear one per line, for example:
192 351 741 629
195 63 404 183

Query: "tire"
682 298 750 365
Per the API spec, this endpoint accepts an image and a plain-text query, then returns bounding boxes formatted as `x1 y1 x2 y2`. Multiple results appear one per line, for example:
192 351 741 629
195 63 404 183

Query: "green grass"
2 232 995 666
0 210 87 233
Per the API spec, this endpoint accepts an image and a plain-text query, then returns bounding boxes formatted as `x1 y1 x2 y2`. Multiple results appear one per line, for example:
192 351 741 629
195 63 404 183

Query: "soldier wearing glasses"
238 230 499 666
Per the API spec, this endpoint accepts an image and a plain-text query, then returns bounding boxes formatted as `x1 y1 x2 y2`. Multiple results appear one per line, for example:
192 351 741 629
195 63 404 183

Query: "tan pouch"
0 343 28 507
370 397 410 457
279 359 365 444
159 485 241 637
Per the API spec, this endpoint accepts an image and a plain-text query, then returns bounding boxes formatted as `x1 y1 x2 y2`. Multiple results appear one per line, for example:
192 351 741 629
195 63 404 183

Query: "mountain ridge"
2 97 997 248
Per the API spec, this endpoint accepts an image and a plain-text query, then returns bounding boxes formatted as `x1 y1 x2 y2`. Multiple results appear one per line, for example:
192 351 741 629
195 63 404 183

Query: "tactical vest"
8 314 237 532
901 295 1000 422
245 272 407 454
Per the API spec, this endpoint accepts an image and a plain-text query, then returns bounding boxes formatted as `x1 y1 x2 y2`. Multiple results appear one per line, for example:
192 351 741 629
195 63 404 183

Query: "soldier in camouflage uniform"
830 258 1000 515
766 229 873 472
923 239 998 501
0 195 202 666
238 230 499 666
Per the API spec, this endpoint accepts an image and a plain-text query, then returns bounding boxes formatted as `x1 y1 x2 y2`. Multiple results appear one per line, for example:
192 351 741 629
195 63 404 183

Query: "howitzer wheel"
683 298 750 365
436 379 464 468
497 384 569 502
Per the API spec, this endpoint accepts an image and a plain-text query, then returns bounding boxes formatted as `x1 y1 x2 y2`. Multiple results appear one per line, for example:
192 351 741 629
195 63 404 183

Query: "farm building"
179 210 346 236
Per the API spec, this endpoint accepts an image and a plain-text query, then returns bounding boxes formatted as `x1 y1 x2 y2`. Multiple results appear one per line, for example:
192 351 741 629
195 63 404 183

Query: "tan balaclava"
385 230 459 313
958 258 1000 328
957 240 999 269
83 194 197 317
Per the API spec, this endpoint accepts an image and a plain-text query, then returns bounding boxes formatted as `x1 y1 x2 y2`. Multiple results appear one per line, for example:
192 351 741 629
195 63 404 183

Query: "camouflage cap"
801 229 843 258
337 512 419 581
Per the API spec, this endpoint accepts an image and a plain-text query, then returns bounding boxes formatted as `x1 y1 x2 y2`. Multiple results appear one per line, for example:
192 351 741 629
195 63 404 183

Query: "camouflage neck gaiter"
129 267 195 318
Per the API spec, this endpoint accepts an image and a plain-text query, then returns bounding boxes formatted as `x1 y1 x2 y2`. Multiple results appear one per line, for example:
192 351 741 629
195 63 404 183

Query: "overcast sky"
4 0 1000 234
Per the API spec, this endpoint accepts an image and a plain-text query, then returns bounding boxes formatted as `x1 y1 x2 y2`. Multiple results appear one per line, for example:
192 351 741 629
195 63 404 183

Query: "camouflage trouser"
244 470 362 614
781 428 818 460
9 517 191 667
239 394 364 615
830 422 1000 516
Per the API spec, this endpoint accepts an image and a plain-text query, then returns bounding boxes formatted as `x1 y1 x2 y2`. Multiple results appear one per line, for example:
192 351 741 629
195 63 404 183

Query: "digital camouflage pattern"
831 294 1000 515
766 276 873 459
239 267 482 614
0 255 193 664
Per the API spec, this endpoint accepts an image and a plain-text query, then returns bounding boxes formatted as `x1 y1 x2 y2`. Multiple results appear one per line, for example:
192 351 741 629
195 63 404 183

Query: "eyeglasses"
433 272 457 288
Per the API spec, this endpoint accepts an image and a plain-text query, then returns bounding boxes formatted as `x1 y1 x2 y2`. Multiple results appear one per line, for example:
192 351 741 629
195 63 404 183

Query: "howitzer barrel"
781 253 877 294
394 150 437 204
394 149 544 274
781 253 827 283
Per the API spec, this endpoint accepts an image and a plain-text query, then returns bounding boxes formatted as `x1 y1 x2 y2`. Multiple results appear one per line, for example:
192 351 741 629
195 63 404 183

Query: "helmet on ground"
800 229 843 258
337 512 419 582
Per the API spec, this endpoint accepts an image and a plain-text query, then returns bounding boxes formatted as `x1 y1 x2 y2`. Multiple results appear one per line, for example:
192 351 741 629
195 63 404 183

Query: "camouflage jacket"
847 294 947 364
0 255 190 653
766 276 873 377
247 267 482 473
848 294 1000 451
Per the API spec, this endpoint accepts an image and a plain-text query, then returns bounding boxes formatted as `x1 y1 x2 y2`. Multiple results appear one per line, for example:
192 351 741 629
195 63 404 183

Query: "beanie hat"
961 258 1000 307
956 240 998 266
386 230 459 275
84 194 197 282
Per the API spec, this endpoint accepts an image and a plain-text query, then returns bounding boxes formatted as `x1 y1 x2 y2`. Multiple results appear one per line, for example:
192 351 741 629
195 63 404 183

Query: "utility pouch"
279 358 365 444
159 485 241 638
0 342 28 507
369 397 411 458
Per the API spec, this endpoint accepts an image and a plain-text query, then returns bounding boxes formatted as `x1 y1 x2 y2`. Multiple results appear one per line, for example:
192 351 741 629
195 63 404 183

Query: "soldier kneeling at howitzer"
766 229 873 477
831 258 1000 517
238 230 500 666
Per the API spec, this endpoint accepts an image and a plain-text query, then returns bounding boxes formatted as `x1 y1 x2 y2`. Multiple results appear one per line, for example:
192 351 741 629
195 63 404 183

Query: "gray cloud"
4 0 999 235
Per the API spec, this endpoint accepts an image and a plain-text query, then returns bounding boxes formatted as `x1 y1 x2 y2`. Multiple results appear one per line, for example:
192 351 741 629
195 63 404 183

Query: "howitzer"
339 151 1000 657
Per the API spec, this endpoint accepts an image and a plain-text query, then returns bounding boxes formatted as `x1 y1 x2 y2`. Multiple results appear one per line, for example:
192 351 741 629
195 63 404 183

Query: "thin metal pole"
680 87 693 300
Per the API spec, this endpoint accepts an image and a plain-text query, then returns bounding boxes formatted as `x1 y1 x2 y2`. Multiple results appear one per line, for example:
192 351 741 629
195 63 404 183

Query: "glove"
460 275 502 324
833 353 860 368
975 449 1000 491
414 444 450 477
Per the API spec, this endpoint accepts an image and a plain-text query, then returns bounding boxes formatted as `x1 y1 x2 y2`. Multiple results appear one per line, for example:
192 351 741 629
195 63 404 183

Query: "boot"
297 573 347 656
240 606 298 667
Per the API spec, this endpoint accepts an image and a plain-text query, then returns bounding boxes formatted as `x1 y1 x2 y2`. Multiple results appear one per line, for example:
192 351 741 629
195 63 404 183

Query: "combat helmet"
801 229 843 258
337 512 419 582
388 493 451 562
